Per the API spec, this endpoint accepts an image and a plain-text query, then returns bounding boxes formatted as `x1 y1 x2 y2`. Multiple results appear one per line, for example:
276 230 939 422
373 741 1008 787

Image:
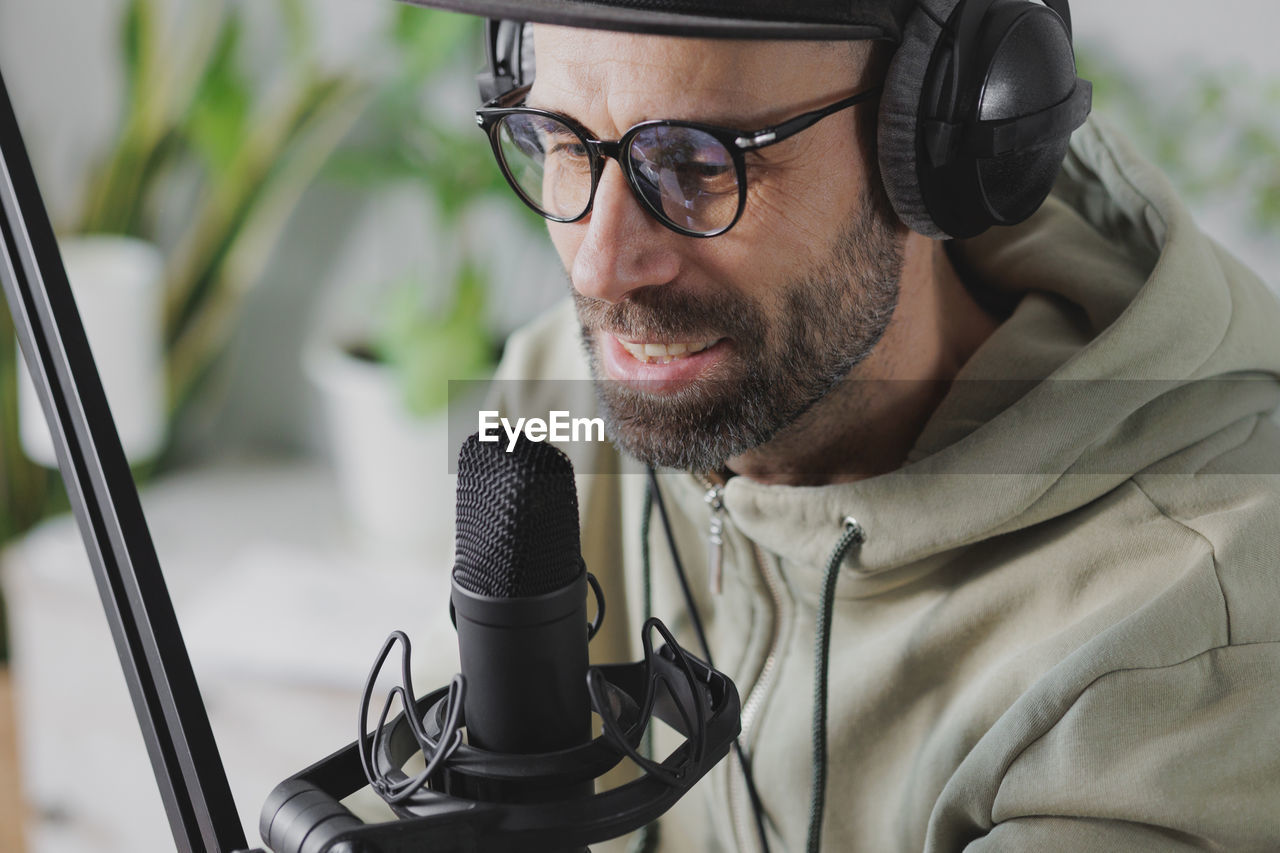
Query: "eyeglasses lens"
496 113 742 235
627 125 739 234
496 114 593 220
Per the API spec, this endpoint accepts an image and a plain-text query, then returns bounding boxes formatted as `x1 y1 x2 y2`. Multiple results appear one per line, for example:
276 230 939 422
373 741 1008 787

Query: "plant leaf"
122 0 151 105
373 262 495 416
185 15 252 175
279 0 310 68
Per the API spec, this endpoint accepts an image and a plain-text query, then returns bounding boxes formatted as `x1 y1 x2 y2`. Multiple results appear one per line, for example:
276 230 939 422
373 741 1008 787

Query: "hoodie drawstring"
807 517 866 853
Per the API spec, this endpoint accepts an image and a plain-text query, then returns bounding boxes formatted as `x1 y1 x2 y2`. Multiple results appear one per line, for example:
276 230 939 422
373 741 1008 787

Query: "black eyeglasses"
475 84 881 238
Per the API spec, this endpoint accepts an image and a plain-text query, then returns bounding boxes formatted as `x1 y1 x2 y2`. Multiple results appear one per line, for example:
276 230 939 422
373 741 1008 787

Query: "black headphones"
478 18 534 104
477 0 1091 240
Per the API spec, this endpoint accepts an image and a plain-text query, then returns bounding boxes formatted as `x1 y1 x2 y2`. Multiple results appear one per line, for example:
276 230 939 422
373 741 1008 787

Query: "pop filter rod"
261 617 741 853
0 67 260 853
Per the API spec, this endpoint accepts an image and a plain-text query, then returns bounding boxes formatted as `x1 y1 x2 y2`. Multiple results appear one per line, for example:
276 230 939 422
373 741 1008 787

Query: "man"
412 1 1280 850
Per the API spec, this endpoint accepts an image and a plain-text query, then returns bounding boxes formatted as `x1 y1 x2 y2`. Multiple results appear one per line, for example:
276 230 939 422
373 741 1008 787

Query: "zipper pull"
705 484 725 595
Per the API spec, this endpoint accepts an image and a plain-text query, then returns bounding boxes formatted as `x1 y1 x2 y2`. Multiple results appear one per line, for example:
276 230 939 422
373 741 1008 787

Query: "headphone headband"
1043 0 1071 35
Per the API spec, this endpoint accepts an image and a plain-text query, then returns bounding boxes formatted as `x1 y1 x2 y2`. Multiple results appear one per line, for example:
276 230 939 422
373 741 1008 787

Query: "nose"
568 161 681 304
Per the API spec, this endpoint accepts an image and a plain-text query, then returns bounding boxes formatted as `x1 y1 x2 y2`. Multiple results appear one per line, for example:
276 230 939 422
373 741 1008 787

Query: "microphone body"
450 433 595 813
451 570 592 776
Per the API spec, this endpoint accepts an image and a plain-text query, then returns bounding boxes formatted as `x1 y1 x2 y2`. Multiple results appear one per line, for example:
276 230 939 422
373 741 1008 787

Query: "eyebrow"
522 96 573 118
521 96 783 136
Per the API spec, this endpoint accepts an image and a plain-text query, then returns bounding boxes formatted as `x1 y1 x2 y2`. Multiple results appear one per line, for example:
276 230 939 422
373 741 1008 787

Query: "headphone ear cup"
880 0 1082 239
960 1 1077 228
877 0 963 239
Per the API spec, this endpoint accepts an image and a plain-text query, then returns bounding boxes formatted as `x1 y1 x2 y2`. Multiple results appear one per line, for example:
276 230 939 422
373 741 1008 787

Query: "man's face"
529 26 905 471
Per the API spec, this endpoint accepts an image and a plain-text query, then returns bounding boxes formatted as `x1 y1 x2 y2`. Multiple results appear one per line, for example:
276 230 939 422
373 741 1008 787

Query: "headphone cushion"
877 0 962 239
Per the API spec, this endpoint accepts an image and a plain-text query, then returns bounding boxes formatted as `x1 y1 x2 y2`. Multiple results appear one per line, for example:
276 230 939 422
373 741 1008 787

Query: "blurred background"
0 1 1277 850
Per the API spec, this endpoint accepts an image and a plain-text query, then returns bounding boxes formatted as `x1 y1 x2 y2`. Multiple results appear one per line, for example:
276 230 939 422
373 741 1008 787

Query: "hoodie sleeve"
966 642 1280 851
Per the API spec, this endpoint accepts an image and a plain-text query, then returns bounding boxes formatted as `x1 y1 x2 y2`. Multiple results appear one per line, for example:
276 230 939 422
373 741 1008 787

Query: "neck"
727 236 997 486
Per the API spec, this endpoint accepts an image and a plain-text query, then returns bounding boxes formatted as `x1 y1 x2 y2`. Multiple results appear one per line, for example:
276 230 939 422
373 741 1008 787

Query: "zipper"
704 483 726 596
722 540 787 853
739 541 785 738
695 473 726 598
695 473 787 853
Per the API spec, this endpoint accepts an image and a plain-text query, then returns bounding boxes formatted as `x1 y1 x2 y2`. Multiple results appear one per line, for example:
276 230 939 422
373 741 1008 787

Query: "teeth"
619 338 718 364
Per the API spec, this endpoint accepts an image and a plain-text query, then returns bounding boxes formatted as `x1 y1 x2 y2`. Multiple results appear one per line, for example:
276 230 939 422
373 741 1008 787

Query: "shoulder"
931 439 1280 848
969 640 1280 849
1131 411 1280 645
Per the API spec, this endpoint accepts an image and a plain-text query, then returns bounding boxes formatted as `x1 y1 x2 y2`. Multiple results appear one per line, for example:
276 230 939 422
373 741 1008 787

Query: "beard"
574 193 904 472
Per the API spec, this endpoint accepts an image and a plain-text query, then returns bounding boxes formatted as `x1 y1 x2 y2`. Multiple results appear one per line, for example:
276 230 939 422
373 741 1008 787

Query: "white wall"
1073 0 1280 76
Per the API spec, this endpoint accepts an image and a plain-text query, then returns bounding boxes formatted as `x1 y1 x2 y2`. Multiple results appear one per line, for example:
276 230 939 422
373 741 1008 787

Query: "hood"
722 116 1280 579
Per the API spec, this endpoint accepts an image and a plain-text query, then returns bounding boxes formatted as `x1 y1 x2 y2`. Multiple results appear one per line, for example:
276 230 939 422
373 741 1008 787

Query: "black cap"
453 432 584 599
398 0 911 41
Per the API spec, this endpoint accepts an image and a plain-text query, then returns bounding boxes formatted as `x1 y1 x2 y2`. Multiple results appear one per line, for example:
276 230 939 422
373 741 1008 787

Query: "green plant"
326 8 518 218
0 310 60 546
325 7 541 414
0 0 371 620
0 303 60 662
84 0 371 419
371 261 496 416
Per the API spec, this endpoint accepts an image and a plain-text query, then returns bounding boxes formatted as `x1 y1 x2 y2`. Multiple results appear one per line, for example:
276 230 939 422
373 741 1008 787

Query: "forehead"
528 25 858 127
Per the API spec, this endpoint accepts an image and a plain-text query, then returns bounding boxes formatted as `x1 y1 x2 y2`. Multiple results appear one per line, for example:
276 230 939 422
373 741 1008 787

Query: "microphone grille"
454 432 582 598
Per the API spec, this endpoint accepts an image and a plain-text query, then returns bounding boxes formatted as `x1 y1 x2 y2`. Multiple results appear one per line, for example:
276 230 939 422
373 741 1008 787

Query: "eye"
685 166 737 195
550 139 590 160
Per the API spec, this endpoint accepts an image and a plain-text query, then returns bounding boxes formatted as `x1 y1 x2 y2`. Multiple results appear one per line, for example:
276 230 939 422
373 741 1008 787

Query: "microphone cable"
644 467 772 853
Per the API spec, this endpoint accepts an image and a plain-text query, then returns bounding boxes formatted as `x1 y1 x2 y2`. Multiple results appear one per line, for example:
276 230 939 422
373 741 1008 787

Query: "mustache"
572 283 761 341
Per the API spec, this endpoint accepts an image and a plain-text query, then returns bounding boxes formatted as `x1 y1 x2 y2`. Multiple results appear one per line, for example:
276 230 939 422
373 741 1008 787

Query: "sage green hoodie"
487 117 1280 852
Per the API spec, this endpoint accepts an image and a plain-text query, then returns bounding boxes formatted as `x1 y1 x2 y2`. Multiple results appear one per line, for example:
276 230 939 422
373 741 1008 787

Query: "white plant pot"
18 234 166 467
305 342 455 554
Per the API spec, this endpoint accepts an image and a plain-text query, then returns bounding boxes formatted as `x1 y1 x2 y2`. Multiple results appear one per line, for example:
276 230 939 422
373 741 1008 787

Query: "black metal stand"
0 66 259 853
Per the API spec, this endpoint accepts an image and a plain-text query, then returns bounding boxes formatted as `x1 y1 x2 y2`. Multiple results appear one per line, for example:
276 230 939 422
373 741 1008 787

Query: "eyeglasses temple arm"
734 87 883 151
478 83 535 113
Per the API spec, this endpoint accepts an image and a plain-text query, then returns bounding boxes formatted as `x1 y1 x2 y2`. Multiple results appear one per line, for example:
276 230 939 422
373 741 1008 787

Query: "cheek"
716 185 843 286
740 130 868 246
718 171 864 296
752 169 859 237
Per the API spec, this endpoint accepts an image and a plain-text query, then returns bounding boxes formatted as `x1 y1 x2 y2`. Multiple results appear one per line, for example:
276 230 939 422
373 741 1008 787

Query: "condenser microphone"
260 430 742 853
451 432 594 805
